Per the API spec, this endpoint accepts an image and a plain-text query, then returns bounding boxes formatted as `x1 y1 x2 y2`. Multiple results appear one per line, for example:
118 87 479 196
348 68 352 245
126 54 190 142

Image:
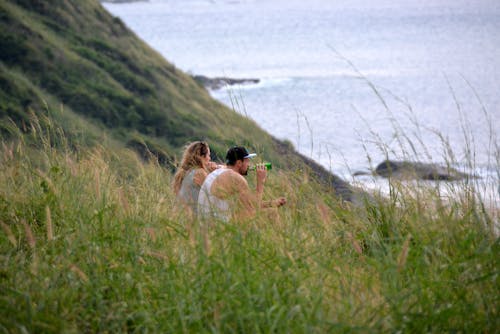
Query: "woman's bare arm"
193 168 208 187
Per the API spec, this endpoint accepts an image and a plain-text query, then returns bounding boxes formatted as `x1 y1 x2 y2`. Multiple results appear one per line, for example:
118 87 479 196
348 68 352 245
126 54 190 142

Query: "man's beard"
240 165 248 176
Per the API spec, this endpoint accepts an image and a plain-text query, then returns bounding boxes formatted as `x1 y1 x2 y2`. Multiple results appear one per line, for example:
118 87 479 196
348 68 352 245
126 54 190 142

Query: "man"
197 146 286 222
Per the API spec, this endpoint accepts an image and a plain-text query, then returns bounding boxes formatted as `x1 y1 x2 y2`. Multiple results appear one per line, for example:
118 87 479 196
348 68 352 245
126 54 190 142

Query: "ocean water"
104 0 500 200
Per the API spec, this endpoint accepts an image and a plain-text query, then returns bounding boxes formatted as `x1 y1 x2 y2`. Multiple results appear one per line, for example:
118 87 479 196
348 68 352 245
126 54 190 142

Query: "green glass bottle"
249 162 272 171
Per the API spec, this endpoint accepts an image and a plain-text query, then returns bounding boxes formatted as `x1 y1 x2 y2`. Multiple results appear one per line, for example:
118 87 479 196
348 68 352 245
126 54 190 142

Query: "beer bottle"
249 162 272 171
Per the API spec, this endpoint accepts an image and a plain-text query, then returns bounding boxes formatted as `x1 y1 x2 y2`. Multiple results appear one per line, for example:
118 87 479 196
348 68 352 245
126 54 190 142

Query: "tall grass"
0 113 498 333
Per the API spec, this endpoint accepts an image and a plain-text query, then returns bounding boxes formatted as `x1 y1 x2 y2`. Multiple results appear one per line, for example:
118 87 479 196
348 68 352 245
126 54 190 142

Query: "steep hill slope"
0 0 356 201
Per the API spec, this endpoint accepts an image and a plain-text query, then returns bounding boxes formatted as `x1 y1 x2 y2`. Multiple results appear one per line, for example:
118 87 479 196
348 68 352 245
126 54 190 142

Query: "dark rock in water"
193 75 260 90
375 159 475 181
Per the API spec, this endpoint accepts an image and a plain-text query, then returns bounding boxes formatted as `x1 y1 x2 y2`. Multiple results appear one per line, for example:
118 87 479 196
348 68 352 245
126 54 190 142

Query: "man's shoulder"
201 168 228 187
223 169 245 181
214 169 247 189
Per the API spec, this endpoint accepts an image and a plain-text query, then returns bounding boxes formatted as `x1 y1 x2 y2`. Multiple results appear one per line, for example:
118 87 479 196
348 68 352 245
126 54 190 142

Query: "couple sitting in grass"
172 141 286 222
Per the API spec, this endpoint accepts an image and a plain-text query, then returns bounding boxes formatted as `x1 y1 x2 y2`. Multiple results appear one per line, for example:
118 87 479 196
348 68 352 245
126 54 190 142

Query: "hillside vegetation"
0 0 498 332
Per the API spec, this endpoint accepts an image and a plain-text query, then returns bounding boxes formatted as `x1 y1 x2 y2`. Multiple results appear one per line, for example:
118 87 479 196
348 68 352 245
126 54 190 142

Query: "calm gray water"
104 0 500 185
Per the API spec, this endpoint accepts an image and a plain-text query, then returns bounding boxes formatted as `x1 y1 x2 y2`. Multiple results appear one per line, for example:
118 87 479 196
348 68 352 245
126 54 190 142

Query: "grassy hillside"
0 0 230 140
1 0 339 183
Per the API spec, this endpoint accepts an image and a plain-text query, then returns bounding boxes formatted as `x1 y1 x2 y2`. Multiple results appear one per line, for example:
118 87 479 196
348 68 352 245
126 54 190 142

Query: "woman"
172 141 219 216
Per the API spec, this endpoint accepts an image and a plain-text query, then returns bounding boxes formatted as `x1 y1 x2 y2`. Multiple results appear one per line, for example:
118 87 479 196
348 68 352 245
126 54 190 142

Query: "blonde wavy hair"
172 141 210 194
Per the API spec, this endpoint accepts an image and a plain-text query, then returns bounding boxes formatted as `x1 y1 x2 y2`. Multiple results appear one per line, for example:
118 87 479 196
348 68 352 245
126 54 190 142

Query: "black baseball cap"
225 146 257 165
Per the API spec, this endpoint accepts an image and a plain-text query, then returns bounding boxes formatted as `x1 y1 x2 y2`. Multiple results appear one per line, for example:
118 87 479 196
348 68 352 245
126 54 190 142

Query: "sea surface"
104 0 500 201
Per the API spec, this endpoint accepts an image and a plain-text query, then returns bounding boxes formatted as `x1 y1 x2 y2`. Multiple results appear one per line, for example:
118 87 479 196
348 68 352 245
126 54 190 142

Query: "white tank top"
197 168 231 222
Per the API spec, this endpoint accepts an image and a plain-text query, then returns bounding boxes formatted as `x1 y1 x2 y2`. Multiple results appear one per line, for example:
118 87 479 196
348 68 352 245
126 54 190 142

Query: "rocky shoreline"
192 75 260 90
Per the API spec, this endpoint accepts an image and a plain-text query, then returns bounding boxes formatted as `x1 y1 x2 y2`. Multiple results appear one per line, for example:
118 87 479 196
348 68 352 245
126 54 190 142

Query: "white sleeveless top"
197 168 231 222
